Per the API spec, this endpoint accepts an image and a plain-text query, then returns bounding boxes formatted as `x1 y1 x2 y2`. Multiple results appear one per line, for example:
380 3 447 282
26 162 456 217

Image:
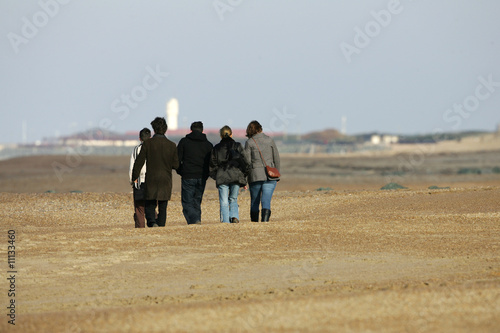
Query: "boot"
250 210 260 222
261 209 271 222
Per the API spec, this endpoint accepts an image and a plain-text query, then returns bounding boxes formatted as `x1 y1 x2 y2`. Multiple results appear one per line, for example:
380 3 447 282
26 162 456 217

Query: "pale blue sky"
1 0 499 144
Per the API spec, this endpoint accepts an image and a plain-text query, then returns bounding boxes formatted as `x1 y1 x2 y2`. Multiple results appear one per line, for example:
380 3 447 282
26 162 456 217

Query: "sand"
0 144 499 332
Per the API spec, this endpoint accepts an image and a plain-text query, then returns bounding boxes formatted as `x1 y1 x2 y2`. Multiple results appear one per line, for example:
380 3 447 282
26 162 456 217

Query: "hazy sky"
1 0 499 144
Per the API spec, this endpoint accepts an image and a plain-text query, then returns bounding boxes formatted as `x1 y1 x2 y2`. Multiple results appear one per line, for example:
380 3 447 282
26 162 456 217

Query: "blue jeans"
218 184 240 223
249 180 277 212
181 178 207 224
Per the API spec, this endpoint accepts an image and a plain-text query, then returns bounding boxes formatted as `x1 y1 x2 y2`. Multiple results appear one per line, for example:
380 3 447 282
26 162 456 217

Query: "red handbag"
265 165 281 178
252 138 280 178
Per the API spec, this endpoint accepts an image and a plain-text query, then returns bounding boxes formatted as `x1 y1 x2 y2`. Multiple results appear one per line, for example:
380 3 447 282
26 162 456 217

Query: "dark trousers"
133 198 146 228
181 178 206 224
145 200 168 227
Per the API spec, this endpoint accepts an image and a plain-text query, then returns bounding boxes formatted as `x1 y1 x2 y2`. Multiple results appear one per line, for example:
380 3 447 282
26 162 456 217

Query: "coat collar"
252 132 264 139
186 131 208 141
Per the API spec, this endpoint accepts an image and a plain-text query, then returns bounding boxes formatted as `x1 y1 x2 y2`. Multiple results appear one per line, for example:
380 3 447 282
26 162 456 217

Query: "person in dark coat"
177 121 213 225
244 120 280 222
132 117 179 227
209 125 250 223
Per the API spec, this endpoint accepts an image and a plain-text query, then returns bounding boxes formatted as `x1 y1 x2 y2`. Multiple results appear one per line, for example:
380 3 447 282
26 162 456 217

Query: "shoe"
152 223 159 227
231 217 239 223
250 210 259 222
261 209 271 222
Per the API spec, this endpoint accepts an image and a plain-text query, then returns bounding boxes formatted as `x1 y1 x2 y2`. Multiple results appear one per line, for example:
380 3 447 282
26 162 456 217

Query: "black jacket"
177 131 213 179
209 137 250 187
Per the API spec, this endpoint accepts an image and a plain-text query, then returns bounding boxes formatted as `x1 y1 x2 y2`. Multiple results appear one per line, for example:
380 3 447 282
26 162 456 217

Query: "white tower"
22 120 27 143
341 116 347 135
166 98 179 130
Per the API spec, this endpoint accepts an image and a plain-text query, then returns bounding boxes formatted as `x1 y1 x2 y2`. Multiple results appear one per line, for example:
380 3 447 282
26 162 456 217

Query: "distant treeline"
396 131 492 144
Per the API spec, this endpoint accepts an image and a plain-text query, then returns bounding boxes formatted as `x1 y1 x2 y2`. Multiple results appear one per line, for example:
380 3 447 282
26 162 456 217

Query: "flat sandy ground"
0 141 499 332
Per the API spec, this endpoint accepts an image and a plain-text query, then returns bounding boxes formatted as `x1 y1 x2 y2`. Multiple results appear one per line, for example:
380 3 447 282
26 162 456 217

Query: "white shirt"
129 143 146 188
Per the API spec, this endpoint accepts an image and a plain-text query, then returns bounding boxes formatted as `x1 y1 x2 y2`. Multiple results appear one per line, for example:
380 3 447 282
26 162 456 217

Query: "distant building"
383 135 399 144
60 129 138 147
370 134 399 145
371 135 381 145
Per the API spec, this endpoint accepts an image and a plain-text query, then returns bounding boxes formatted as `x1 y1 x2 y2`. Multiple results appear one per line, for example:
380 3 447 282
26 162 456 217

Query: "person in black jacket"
209 125 250 223
177 121 213 225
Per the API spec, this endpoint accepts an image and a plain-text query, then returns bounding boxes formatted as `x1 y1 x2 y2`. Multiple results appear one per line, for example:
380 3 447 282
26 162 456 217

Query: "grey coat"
244 132 281 183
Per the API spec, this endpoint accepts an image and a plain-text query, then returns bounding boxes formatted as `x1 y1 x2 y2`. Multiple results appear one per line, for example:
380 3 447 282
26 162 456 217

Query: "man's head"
151 117 168 135
139 128 151 142
190 121 204 133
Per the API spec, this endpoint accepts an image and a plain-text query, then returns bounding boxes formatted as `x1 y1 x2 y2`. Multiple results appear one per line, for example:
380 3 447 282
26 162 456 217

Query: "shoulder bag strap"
252 138 268 168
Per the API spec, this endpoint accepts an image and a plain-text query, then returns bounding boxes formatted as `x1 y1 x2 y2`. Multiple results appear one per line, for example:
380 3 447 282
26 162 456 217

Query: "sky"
1 0 499 144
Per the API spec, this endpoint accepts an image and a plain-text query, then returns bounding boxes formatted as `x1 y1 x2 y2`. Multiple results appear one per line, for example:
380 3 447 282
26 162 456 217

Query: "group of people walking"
129 117 280 228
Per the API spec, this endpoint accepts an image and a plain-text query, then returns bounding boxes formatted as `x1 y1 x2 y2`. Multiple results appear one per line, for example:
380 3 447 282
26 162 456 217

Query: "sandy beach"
1 142 499 332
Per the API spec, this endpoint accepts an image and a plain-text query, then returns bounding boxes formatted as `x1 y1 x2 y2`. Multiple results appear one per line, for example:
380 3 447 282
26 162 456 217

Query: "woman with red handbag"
244 120 281 222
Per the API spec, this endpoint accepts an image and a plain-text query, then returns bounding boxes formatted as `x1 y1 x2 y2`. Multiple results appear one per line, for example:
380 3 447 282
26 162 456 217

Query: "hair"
139 128 151 142
150 117 168 135
190 121 203 133
219 125 232 139
246 120 263 138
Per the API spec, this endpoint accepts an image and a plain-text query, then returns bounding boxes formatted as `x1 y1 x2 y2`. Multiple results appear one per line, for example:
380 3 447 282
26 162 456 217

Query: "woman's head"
219 125 232 139
246 120 262 138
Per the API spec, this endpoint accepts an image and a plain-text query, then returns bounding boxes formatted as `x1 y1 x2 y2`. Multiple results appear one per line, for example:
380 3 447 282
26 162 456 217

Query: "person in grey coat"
244 120 280 222
209 125 250 223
